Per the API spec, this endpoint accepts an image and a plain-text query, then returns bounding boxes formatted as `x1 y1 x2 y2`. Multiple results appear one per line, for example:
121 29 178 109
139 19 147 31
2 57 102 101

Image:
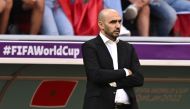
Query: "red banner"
30 80 77 108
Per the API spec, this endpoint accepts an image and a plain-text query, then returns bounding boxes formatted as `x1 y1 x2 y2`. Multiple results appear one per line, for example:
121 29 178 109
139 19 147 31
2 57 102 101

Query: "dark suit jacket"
82 35 144 109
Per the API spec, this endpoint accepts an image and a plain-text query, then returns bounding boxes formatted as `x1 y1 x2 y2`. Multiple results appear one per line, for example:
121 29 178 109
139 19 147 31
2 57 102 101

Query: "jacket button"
113 92 116 94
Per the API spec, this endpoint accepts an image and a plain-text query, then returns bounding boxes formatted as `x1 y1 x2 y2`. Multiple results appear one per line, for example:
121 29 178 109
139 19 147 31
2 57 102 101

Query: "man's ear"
98 21 104 30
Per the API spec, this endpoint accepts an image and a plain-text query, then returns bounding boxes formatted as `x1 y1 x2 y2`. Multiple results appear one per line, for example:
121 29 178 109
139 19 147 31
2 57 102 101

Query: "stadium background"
0 36 190 109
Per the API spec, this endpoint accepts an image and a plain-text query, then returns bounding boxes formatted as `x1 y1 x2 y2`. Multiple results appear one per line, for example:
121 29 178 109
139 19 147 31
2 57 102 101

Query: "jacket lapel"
117 41 125 69
96 36 113 68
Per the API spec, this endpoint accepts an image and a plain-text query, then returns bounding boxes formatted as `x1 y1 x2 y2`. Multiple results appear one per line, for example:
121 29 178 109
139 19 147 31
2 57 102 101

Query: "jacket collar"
99 32 119 44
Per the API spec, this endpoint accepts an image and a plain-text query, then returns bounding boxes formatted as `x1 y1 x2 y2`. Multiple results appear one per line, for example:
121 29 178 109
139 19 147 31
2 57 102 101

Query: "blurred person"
165 0 190 12
0 0 12 34
122 0 150 36
41 0 74 35
58 0 135 36
22 0 44 34
9 0 44 34
150 0 177 36
123 0 150 20
0 0 6 13
58 0 103 35
165 0 190 36
82 9 144 109
103 0 131 36
150 0 190 36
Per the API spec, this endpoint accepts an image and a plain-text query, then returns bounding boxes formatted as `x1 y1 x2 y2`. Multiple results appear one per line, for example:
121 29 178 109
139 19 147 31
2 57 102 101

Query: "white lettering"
11 46 17 55
43 48 49 56
22 46 28 55
17 46 22 55
63 46 68 56
6 45 80 58
27 46 34 55
33 46 44 55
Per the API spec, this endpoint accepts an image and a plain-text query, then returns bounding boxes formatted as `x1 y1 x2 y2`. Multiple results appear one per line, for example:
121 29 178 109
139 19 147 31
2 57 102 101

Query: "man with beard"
82 9 144 109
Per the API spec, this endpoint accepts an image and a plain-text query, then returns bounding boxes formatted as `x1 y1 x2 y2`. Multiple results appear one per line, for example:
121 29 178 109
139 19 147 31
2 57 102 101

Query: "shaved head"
98 9 120 22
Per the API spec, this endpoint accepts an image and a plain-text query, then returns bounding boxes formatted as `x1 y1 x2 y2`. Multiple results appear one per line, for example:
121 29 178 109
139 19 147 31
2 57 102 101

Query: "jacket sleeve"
82 42 126 85
116 45 144 88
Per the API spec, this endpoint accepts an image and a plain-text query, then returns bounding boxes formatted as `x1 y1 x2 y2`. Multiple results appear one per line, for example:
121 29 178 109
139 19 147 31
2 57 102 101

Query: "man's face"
101 11 121 41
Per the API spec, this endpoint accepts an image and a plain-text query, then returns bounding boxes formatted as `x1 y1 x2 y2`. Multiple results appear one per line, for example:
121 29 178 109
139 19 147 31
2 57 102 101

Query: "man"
82 9 144 109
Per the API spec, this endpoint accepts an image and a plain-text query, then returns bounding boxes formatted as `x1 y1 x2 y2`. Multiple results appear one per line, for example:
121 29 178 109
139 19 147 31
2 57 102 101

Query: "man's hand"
109 69 133 87
109 82 117 87
127 69 133 76
124 68 133 76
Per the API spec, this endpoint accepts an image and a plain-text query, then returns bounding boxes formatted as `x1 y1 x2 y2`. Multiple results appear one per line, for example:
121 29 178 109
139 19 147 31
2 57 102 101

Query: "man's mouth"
114 31 120 33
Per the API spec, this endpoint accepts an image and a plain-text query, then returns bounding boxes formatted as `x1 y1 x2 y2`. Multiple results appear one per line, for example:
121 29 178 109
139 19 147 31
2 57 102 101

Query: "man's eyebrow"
109 19 122 23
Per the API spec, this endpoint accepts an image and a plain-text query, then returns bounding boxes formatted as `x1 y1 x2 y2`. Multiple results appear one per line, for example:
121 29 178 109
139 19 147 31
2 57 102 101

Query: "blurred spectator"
165 0 190 12
41 0 74 35
59 0 103 35
103 0 131 36
0 0 6 13
122 0 150 36
150 0 177 36
150 0 190 36
52 0 130 35
167 0 190 36
8 0 44 34
0 0 12 34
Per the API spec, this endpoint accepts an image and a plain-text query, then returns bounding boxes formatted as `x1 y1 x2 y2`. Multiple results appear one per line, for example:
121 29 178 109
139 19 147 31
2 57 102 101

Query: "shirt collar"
99 32 119 44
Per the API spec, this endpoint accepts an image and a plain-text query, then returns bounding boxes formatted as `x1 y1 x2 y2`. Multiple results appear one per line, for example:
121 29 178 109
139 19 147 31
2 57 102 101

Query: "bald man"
82 9 144 109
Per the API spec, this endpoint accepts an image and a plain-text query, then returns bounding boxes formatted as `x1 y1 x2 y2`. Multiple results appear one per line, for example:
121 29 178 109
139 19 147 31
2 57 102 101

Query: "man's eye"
110 21 117 23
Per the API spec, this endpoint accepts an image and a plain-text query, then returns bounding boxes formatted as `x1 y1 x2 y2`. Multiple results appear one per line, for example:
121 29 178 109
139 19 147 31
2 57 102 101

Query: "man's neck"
100 31 117 41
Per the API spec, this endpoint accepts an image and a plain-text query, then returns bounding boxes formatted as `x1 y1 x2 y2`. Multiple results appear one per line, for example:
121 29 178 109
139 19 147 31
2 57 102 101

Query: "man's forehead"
98 9 121 22
106 14 121 21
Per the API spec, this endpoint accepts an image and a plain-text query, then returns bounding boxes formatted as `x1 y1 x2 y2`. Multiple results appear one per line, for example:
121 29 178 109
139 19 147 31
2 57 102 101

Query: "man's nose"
116 22 121 28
